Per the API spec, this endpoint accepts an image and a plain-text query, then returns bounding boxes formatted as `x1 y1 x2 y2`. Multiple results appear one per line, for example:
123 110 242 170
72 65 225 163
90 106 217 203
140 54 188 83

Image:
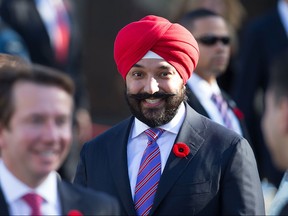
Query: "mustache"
128 92 176 100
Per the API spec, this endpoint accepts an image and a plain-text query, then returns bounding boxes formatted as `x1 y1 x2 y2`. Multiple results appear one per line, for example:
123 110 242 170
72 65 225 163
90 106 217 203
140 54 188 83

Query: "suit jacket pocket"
172 180 211 196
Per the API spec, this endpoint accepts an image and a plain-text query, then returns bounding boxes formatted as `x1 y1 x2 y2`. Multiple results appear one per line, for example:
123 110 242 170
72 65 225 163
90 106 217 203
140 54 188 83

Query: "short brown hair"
0 62 75 127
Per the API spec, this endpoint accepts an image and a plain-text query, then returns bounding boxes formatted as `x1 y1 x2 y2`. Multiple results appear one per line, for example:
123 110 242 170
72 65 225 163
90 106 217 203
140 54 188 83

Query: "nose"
215 40 230 50
143 76 160 94
42 121 59 143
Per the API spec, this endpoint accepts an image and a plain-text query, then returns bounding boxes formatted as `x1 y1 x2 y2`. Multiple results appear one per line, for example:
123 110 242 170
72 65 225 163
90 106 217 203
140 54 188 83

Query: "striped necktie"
134 128 164 216
211 93 233 130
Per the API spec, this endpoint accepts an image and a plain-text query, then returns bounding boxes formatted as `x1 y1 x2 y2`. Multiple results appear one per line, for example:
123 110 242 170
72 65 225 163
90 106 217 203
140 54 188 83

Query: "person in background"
0 0 93 181
233 0 288 188
262 50 288 215
0 17 29 60
182 0 246 93
180 9 250 142
0 56 119 215
74 15 265 215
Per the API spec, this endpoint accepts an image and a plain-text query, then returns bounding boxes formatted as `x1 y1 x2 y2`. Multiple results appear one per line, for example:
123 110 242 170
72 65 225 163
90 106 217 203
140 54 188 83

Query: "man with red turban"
74 15 265 215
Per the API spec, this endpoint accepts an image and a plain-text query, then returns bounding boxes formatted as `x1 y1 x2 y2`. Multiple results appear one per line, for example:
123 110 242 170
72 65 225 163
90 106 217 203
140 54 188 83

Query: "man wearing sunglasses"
180 9 251 145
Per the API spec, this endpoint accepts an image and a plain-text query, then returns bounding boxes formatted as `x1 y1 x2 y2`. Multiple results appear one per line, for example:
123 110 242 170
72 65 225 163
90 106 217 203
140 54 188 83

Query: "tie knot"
211 93 224 104
145 128 165 142
22 193 43 216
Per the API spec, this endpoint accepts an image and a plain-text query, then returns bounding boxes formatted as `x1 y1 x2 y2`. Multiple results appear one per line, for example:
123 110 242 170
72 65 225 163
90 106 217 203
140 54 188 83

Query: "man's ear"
280 98 288 134
0 124 6 148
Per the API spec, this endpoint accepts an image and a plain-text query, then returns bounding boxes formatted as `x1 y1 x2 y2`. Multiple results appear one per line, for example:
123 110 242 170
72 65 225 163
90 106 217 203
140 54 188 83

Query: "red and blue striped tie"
134 128 164 216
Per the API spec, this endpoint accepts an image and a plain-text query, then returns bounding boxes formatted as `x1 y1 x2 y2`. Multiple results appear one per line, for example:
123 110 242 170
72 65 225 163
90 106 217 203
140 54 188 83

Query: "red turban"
114 15 199 84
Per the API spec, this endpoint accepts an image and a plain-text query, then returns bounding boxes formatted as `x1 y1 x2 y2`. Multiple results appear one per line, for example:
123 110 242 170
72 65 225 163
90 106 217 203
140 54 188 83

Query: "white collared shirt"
34 0 70 49
268 171 288 215
127 102 186 198
0 160 61 215
187 73 242 136
278 0 288 37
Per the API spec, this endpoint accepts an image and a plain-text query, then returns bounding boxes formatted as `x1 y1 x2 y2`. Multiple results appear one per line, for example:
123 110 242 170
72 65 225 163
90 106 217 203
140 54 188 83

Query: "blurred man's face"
125 58 185 127
190 16 231 83
262 90 288 171
0 81 73 187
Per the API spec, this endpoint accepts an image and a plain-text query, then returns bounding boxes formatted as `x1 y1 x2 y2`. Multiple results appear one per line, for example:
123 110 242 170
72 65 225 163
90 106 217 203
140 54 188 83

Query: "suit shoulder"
60 181 120 213
59 181 120 215
86 117 132 144
197 111 245 143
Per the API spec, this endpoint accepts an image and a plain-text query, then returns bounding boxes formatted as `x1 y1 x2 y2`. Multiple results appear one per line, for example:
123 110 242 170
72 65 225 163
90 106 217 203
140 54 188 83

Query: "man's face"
262 90 288 171
125 58 185 127
190 16 230 83
0 81 73 187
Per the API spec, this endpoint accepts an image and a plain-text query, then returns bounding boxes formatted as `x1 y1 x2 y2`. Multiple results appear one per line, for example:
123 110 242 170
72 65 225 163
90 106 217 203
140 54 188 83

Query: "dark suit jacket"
279 202 288 215
0 0 88 109
74 104 265 215
186 87 251 148
232 6 287 187
0 180 119 216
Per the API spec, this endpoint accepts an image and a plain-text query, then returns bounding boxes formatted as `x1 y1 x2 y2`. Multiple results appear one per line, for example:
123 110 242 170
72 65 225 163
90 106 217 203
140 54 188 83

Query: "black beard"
125 87 186 128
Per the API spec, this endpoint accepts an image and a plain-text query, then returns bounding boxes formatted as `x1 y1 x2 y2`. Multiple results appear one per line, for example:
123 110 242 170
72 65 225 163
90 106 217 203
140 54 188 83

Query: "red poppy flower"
233 107 244 120
67 210 83 216
173 142 190 158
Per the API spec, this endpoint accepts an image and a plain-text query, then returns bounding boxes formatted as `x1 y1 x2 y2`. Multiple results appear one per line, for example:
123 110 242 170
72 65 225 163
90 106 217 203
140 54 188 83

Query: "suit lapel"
0 185 10 215
150 104 205 215
107 117 136 215
186 86 210 118
58 180 83 215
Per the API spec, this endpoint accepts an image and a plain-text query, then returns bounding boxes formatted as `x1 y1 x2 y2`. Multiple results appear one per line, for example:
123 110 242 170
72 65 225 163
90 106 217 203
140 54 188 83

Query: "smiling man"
74 15 265 215
0 58 119 215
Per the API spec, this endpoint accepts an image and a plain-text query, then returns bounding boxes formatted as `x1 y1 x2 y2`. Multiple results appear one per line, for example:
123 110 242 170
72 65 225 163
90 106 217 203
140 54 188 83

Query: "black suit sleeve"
221 137 265 214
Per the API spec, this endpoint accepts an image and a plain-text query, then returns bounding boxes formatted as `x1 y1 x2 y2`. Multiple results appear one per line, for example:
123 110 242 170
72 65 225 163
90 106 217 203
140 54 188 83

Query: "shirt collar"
0 159 58 206
187 73 221 98
278 0 288 35
131 102 186 138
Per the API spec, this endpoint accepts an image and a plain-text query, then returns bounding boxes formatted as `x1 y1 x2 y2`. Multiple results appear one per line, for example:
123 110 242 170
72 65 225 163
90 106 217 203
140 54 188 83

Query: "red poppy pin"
233 107 244 120
173 142 190 158
67 210 83 216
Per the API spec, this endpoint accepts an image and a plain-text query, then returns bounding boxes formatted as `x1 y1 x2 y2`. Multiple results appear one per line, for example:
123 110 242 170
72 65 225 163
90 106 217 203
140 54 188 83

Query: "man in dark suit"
232 0 288 187
0 17 29 60
74 15 265 215
0 0 93 181
179 9 251 149
0 56 119 215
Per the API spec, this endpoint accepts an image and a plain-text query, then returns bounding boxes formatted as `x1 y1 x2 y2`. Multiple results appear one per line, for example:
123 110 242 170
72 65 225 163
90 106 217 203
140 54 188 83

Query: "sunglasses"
196 35 230 46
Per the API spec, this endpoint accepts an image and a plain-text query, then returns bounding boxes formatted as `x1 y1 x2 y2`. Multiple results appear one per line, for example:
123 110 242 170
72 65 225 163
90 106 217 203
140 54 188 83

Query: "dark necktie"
22 193 43 216
211 93 233 130
134 128 164 216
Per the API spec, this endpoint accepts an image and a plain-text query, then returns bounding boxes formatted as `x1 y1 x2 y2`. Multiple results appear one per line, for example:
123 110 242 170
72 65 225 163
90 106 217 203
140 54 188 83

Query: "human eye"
55 116 70 127
132 71 143 77
29 115 45 125
160 71 173 78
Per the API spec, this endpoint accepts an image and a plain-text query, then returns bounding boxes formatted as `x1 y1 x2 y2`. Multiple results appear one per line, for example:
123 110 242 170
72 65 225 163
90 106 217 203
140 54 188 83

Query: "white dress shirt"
278 0 288 37
187 73 242 136
127 102 186 199
268 171 288 215
34 0 70 49
0 159 61 215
